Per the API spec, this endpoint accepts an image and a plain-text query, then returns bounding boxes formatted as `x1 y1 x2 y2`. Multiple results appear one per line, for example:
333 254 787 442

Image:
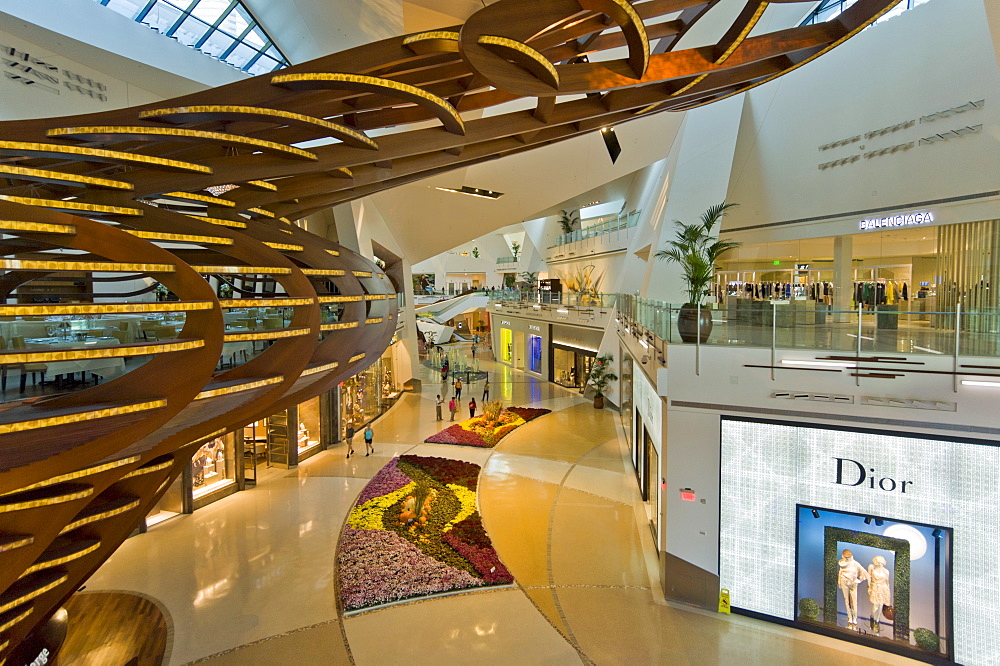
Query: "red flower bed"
424 424 490 447
404 455 480 490
424 406 552 448
506 407 551 422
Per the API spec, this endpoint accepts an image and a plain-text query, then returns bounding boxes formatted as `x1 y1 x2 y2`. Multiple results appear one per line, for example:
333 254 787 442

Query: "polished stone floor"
84 350 920 665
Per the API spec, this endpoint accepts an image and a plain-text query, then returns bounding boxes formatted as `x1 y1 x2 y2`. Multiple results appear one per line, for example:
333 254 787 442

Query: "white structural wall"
724 0 1000 242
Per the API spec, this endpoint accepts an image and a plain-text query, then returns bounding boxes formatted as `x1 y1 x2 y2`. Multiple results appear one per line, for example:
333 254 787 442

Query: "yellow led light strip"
21 541 101 577
186 214 247 229
348 353 366 363
246 207 275 218
159 191 236 208
301 360 339 376
714 1 769 65
0 221 75 234
0 195 141 216
366 294 392 300
139 105 379 150
278 228 294 234
0 165 133 190
125 230 233 245
2 456 139 496
0 535 33 553
219 297 313 307
365 317 384 325
352 270 373 277
478 35 560 89
271 72 465 136
0 341 202 365
0 607 32 634
670 73 709 97
278 217 292 224
318 295 363 303
47 126 317 161
245 179 277 191
196 376 283 400
321 321 359 331
0 301 212 316
325 249 340 256
330 167 353 178
0 488 92 515
263 241 303 251
402 30 460 45
59 500 140 535
223 328 310 342
0 259 173 273
302 269 345 276
0 140 212 173
121 460 172 479
191 265 291 274
0 400 167 436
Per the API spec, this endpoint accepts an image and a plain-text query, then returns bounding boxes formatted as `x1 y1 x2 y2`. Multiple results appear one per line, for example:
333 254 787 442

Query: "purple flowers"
356 458 411 504
338 455 515 612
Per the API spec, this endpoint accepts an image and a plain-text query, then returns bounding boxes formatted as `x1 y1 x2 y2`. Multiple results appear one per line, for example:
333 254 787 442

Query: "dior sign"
834 457 912 493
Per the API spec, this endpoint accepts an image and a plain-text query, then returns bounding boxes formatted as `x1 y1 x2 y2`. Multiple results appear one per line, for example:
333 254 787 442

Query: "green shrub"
799 598 820 621
913 628 940 653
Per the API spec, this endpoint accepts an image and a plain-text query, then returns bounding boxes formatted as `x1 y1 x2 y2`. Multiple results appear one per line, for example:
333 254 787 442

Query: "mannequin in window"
867 555 891 633
838 549 868 629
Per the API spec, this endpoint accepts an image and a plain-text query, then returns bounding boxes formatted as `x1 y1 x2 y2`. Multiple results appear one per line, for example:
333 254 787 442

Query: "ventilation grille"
770 391 854 403
860 396 957 412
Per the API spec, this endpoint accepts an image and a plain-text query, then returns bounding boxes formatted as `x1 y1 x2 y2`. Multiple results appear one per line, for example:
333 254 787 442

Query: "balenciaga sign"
858 211 933 231
834 457 912 493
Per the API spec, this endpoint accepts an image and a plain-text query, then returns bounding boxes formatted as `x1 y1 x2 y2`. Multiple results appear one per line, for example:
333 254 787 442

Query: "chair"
111 330 129 345
11 336 46 393
139 320 159 340
263 317 282 330
153 325 177 340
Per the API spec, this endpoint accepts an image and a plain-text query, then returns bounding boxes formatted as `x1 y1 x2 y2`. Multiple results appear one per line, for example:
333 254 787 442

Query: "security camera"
641 355 649 365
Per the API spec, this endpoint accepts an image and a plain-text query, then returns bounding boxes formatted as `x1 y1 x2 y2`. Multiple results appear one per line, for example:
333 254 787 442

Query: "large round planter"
593 395 605 409
677 304 713 343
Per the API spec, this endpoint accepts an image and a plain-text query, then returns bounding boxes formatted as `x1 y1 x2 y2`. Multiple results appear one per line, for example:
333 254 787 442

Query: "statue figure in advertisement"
838 549 869 628
868 555 892 633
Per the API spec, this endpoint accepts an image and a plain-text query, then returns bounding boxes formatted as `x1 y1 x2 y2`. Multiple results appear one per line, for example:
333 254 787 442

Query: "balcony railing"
617 294 1000 359
489 290 618 308
496 256 520 265
552 210 640 247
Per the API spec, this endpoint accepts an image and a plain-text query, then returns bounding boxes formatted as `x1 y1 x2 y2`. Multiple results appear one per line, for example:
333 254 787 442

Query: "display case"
190 432 238 509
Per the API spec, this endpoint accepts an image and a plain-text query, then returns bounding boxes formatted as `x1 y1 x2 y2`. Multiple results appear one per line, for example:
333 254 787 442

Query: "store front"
715 418 992 663
243 392 335 482
550 324 601 390
190 431 239 509
338 346 403 438
492 317 549 376
631 368 661 545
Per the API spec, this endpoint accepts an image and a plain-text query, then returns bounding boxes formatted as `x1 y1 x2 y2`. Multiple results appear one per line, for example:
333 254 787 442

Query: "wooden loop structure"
0 0 896 657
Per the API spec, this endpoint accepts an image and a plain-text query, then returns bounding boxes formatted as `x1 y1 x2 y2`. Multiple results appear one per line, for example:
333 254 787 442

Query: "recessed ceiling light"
435 186 504 199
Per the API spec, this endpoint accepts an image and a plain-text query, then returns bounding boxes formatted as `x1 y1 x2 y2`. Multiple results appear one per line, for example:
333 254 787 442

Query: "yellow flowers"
348 481 415 530
443 483 477 533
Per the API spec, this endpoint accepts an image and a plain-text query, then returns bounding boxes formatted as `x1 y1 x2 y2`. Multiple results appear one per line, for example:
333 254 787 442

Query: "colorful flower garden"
424 406 551 448
338 455 513 612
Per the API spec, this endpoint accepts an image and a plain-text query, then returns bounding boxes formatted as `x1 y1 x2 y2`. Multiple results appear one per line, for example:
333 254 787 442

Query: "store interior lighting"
434 186 504 199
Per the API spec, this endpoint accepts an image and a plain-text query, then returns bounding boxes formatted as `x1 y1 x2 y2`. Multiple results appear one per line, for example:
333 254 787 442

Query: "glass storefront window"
297 396 322 460
529 335 542 373
338 351 401 439
500 328 512 363
191 434 236 499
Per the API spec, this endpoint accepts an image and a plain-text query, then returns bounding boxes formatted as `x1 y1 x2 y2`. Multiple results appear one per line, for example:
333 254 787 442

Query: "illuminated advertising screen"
720 418 998 665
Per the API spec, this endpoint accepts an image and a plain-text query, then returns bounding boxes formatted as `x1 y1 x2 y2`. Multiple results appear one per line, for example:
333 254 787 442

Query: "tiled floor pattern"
83 350 920 665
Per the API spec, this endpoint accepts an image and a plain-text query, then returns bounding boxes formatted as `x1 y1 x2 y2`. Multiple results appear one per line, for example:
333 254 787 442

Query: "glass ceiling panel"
95 0 290 74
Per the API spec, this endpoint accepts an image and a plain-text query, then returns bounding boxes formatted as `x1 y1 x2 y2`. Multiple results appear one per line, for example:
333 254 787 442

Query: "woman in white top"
867 555 892 632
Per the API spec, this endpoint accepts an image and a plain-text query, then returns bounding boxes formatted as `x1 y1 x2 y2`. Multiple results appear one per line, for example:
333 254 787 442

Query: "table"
23 337 127 381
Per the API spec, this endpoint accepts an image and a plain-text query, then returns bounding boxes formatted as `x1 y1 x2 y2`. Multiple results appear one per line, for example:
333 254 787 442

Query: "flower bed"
338 455 513 612
424 406 551 448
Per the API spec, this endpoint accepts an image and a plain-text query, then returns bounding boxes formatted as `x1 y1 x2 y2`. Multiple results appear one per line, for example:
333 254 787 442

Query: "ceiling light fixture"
781 359 856 368
435 186 504 199
961 380 1000 387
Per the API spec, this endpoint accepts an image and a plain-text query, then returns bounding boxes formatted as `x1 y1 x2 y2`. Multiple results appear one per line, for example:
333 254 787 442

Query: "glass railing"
489 291 618 308
616 294 1000 358
496 256 520 265
552 210 641 247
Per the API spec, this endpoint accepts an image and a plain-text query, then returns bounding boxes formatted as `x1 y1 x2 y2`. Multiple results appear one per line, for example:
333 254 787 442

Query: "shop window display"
191 435 235 499
796 506 952 659
528 334 542 373
297 396 322 459
339 355 400 439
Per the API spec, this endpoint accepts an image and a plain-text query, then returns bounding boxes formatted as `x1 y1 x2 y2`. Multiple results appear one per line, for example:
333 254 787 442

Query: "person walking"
363 424 374 456
482 379 490 401
448 397 457 421
435 394 443 421
471 344 476 359
454 378 463 399
468 397 477 419
441 364 448 382
345 422 355 458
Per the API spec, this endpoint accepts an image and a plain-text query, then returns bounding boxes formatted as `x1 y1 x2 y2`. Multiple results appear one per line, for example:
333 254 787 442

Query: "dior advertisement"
719 418 999 665
795 505 951 659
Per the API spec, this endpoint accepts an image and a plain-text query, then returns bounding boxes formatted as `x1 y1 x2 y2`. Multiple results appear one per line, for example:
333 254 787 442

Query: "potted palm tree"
586 354 618 409
655 202 741 343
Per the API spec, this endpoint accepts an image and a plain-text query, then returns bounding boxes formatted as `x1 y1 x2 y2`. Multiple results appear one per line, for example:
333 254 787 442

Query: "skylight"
800 0 931 26
95 0 290 75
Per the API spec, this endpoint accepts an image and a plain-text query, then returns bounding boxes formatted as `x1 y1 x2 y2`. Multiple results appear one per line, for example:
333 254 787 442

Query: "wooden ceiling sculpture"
0 0 898 657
